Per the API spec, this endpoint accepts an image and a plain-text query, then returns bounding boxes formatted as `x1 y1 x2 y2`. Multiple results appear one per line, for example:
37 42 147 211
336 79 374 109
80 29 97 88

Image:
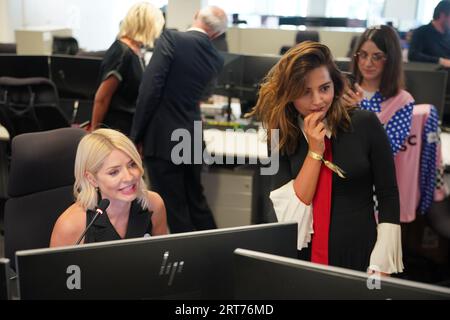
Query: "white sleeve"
269 180 314 251
368 223 404 274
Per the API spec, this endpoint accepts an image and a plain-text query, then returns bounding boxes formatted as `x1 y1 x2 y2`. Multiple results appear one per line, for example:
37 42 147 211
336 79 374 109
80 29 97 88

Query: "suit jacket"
130 29 224 160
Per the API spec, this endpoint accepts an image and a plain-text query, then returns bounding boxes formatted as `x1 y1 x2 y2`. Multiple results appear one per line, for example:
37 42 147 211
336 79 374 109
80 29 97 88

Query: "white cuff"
270 180 314 251
369 223 404 274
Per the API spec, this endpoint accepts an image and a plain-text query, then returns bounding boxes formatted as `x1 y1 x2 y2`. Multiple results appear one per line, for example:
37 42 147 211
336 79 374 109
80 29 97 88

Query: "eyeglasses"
354 51 387 64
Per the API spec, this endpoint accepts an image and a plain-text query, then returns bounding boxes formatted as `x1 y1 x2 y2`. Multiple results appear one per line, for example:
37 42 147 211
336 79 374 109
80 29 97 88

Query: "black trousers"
145 157 217 233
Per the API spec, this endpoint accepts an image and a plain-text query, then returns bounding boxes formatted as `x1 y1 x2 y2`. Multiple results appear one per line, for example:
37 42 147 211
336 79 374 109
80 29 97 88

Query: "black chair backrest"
295 31 320 44
4 128 86 269
0 43 16 54
427 197 450 239
279 46 292 55
347 35 360 58
279 31 321 56
76 50 107 58
0 77 70 138
52 36 79 56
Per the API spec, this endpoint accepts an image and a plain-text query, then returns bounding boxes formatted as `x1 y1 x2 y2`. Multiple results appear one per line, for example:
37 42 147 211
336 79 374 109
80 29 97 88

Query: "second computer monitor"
50 55 102 100
214 52 244 97
0 54 50 78
404 69 448 121
234 249 450 300
16 222 297 300
241 54 280 91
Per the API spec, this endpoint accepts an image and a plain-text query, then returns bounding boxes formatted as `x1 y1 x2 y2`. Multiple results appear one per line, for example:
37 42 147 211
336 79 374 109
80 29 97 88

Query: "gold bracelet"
308 150 347 179
308 151 323 161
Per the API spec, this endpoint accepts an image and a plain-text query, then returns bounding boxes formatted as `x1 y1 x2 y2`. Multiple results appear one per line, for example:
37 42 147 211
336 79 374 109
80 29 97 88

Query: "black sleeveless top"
84 200 153 244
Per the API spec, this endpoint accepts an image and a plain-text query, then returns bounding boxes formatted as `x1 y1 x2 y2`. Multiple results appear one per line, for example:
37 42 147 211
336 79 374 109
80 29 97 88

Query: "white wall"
166 0 207 31
227 26 362 58
1 0 23 43
0 0 9 42
307 0 327 16
417 0 441 25
19 0 128 51
2 0 167 51
384 0 419 30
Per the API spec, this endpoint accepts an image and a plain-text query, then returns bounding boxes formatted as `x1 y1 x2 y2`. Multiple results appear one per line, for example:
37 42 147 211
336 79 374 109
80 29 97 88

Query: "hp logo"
159 251 184 286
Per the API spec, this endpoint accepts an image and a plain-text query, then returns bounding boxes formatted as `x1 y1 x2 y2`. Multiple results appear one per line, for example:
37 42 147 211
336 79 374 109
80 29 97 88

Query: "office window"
325 0 385 20
417 0 441 25
115 0 167 12
207 0 308 16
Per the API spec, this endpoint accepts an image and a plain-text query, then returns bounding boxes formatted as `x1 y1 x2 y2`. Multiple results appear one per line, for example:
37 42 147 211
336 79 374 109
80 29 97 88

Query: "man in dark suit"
130 6 227 233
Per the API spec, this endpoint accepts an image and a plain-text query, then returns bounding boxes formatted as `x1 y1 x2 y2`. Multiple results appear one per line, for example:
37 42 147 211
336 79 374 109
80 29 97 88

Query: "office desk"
203 127 268 161
202 127 275 228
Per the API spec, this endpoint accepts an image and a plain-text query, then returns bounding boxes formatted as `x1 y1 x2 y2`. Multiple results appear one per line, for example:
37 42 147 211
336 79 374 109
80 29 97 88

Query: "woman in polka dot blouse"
343 25 447 223
344 25 415 156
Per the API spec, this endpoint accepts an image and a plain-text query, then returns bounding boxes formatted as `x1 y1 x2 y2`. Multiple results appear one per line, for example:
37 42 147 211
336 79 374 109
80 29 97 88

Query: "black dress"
97 40 145 135
84 200 153 244
271 109 400 272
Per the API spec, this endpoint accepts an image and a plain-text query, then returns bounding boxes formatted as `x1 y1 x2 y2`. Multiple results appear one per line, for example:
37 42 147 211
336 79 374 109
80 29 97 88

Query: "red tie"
311 138 333 265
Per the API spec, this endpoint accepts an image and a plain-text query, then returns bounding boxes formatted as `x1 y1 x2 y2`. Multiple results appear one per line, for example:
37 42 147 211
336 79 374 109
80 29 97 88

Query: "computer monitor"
0 54 50 78
324 17 348 27
213 53 280 116
334 58 351 72
233 249 450 300
214 53 280 98
278 16 304 26
404 69 448 121
241 54 280 91
0 258 11 300
347 19 367 28
230 54 279 115
404 62 440 72
16 222 297 300
214 52 244 97
50 55 102 100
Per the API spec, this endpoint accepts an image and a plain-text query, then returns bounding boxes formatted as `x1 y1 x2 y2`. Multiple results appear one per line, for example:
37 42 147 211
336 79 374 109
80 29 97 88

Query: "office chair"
0 77 70 139
279 31 320 55
4 128 86 269
279 46 292 55
0 43 16 54
347 35 360 58
52 36 79 56
427 197 450 239
295 31 320 44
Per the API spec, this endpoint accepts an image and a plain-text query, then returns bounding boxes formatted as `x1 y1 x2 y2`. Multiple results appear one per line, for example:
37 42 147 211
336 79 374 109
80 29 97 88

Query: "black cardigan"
270 109 400 271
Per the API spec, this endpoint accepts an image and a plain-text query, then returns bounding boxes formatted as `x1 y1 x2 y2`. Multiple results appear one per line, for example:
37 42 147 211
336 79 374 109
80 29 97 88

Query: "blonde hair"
74 129 149 211
118 2 165 47
248 42 356 155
